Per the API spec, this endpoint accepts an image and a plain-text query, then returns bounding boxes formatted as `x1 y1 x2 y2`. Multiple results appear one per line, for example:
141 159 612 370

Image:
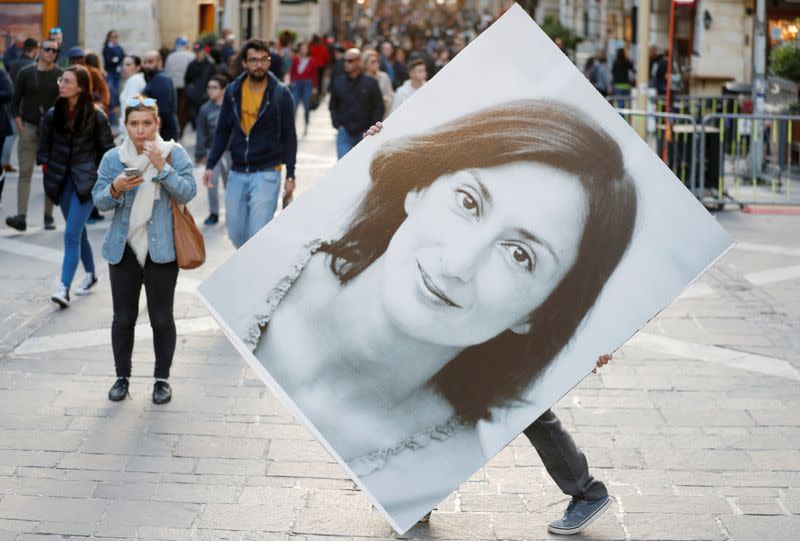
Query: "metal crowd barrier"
617 109 699 191
613 105 800 209
698 113 800 208
608 94 742 119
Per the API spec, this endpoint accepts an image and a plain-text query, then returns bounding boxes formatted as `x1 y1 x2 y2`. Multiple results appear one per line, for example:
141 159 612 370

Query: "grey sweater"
195 99 223 160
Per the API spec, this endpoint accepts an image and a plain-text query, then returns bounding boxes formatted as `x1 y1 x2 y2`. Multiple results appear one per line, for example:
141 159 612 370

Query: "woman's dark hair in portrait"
321 99 638 425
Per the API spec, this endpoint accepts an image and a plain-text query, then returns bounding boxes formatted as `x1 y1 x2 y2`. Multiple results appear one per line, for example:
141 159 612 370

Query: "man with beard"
203 39 297 249
141 50 179 141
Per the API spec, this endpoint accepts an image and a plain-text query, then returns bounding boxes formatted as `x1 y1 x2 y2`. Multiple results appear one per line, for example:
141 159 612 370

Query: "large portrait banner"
197 4 734 533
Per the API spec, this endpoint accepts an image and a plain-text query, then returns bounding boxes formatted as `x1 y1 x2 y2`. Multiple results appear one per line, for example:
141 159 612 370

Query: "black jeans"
523 409 608 501
109 244 179 379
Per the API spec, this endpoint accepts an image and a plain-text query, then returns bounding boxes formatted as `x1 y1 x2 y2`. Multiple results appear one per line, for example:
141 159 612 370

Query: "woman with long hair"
240 99 637 522
83 52 111 114
289 42 317 135
363 49 394 118
92 96 197 405
38 65 115 307
118 55 146 134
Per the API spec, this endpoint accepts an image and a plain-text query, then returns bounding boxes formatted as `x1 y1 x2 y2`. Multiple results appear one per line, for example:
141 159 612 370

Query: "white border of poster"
197 4 733 533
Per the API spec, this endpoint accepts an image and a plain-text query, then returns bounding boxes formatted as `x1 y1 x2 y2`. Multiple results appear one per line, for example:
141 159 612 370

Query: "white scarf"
118 134 175 267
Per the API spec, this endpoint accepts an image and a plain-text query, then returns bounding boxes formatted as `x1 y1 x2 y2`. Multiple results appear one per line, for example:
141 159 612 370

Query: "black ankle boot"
108 378 129 401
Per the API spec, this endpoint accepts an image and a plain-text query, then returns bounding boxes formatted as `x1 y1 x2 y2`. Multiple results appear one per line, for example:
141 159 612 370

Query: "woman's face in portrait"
381 161 588 347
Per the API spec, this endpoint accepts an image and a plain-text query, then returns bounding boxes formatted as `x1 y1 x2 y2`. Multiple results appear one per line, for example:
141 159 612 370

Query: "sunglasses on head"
127 97 157 107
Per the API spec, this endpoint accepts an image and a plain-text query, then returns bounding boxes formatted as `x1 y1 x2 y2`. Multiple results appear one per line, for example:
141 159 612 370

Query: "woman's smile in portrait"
382 161 588 347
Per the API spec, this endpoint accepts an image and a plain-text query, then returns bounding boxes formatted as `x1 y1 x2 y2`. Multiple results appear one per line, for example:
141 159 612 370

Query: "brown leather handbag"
166 152 205 269
171 199 205 269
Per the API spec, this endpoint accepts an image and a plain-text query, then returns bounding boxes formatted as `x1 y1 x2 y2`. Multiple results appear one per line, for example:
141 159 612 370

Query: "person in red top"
309 35 330 95
290 42 317 136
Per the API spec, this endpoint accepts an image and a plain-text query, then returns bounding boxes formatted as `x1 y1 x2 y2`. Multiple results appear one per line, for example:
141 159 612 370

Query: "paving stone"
720 515 800 541
0 519 35 533
641 449 754 471
748 450 800 471
92 523 139 538
58 453 129 471
153 483 240 503
174 435 268 459
459 493 527 513
93 481 159 500
267 439 333 463
733 497 786 515
125 456 197 473
238 486 308 507
294 507 394 537
32 521 95 536
102 500 201 527
80 431 178 456
0 494 108 522
195 458 266 476
621 495 732 514
660 406 755 427
268 461 349 479
748 408 800 426
0 429 84 452
17 478 96 498
199 503 296 531
623 514 724 540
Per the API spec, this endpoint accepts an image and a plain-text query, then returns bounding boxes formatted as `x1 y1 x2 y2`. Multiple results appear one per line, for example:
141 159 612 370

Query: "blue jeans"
336 127 362 159
292 79 313 128
207 152 231 215
613 86 631 109
58 178 96 288
2 115 16 166
225 169 281 248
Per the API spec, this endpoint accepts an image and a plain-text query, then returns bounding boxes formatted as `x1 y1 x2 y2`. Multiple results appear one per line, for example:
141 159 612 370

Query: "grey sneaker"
548 496 611 536
74 272 98 296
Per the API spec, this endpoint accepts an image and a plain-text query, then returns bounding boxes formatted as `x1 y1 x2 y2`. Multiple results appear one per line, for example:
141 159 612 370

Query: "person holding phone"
38 65 114 307
93 95 196 404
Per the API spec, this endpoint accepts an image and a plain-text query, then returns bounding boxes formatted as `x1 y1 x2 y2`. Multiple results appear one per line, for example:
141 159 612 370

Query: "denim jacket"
92 145 197 265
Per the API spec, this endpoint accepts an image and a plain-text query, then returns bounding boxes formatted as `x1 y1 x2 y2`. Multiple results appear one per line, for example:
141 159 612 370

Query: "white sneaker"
51 280 70 308
74 272 98 296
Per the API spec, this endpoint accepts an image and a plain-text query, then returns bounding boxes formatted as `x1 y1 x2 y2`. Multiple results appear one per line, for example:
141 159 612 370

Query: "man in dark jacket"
328 48 384 159
141 50 179 141
10 38 38 81
184 43 217 128
6 38 62 231
203 39 297 249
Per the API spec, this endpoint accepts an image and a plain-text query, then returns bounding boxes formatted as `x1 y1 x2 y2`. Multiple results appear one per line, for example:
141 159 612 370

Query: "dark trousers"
109 244 179 379
0 135 5 200
523 409 608 501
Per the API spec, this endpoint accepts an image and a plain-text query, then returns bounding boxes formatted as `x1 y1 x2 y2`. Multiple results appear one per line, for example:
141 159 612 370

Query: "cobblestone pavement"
0 101 799 541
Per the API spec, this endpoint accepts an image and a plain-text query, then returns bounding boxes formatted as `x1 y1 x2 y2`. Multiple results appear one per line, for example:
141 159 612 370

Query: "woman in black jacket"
38 65 115 308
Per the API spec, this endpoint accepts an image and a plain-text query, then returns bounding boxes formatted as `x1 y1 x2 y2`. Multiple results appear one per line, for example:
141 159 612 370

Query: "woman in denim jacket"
92 95 197 405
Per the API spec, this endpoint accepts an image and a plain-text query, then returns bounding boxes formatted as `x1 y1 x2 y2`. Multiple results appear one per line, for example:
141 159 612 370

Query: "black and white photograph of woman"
198 5 733 533
230 99 637 528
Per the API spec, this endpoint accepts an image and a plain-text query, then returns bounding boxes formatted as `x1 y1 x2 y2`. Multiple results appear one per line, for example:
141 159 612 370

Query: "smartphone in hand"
124 167 142 177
